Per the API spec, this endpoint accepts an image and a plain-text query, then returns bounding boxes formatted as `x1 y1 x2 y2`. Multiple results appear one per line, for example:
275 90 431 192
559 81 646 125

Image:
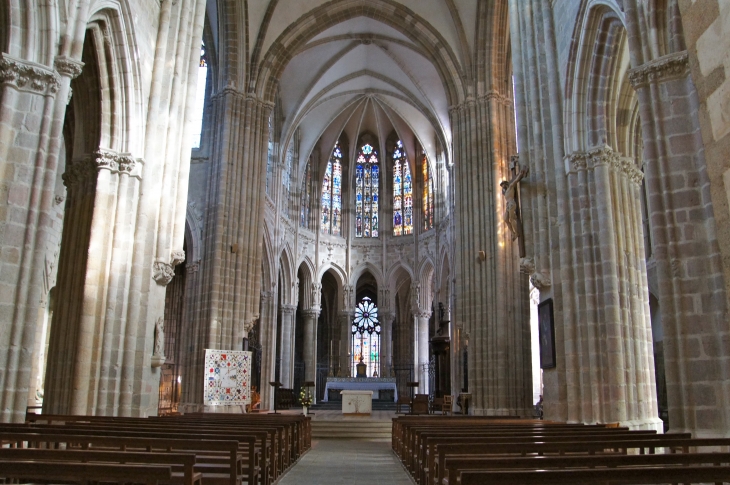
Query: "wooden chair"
396 396 411 414
441 395 453 415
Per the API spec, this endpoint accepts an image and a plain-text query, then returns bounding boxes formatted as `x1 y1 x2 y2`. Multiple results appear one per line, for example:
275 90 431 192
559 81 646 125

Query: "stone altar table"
323 377 398 402
341 390 373 416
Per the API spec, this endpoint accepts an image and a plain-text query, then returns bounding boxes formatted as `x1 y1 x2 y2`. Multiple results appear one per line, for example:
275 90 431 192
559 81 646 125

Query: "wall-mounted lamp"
478 250 486 262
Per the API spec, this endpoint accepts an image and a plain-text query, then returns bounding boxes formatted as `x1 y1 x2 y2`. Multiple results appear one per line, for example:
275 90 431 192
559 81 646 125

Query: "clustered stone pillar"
278 305 297 387
339 310 353 376
258 291 278 410
0 54 69 422
559 147 662 430
451 93 532 416
413 310 431 395
302 309 319 386
625 0 730 433
380 311 395 377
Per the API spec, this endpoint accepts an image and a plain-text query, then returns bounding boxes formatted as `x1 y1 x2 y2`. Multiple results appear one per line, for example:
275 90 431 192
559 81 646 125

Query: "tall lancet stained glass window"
393 140 413 236
355 143 379 237
352 297 381 377
423 156 434 230
321 143 343 235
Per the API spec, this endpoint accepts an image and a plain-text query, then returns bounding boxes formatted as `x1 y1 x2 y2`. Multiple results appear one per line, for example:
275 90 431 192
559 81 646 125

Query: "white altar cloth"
341 390 372 415
323 378 398 402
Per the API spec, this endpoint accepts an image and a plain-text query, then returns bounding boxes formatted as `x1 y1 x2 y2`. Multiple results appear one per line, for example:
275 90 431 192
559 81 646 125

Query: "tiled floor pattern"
278 439 414 485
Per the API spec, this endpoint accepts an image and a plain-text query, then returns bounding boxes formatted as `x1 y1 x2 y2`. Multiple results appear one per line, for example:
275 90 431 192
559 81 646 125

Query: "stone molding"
212 81 275 110
0 53 60 96
566 146 643 184
449 90 511 112
54 55 84 79
628 51 689 88
187 261 200 274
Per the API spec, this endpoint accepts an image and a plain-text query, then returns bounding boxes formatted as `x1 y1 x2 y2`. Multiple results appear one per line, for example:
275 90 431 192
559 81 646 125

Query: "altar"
323 377 398 402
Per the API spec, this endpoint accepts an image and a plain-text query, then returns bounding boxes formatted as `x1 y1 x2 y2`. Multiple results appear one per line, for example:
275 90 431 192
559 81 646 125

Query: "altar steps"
311 419 392 441
309 399 398 411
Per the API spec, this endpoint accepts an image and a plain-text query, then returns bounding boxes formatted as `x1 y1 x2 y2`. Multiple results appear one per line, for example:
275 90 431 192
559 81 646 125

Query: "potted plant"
299 388 313 415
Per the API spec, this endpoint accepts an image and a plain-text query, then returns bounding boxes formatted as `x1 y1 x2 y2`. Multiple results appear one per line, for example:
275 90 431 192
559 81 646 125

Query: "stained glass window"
321 143 343 235
351 297 381 377
423 156 434 231
393 140 413 236
300 162 311 228
192 41 208 149
355 143 379 238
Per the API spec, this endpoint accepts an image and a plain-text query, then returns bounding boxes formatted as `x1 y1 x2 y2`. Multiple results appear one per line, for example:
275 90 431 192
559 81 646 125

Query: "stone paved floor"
277 439 415 485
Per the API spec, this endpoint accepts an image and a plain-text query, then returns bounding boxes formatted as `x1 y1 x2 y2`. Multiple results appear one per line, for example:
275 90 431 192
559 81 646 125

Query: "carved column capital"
530 272 552 291
302 309 320 319
0 53 60 96
54 55 84 79
280 304 297 316
152 261 175 286
628 51 689 89
413 310 432 320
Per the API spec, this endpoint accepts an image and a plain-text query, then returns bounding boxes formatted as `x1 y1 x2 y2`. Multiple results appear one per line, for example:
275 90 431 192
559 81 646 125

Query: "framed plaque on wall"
538 298 556 369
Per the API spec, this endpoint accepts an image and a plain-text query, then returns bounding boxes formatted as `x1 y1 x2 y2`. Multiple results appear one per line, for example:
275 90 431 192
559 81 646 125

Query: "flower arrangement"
299 388 313 407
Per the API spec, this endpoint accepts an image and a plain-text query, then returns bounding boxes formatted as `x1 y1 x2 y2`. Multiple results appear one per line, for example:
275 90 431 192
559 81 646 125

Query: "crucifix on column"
500 155 528 258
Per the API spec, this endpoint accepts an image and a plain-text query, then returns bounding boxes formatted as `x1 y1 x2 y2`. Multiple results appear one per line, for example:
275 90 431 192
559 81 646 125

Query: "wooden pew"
418 429 669 484
0 432 249 485
443 452 730 485
4 421 263 484
0 460 172 485
31 413 287 478
435 436 730 485
0 448 201 485
458 464 730 485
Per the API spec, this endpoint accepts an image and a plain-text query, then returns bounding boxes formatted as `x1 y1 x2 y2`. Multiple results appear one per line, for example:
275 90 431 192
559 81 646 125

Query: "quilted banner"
203 349 252 406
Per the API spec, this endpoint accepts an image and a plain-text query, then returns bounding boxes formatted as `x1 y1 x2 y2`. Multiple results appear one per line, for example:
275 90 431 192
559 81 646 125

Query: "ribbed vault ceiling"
209 0 480 174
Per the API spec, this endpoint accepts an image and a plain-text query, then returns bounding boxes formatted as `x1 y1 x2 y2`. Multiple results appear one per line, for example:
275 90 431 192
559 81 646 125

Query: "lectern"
269 381 282 414
406 381 419 415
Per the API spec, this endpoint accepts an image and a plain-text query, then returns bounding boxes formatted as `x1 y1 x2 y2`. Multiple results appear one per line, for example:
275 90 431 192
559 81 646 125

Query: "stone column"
278 305 297 387
451 93 532 416
627 47 730 435
380 311 395 377
413 310 431 395
258 291 277 410
0 53 75 422
302 309 319 387
560 147 662 430
338 310 353 377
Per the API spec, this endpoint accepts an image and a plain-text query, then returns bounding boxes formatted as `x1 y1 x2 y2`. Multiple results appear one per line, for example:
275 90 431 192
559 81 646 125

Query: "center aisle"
277 438 414 485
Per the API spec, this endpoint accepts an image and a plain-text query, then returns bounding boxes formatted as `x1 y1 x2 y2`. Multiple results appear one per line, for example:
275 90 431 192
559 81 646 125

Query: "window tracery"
393 140 413 236
352 296 381 377
423 156 434 231
355 143 379 238
321 143 343 236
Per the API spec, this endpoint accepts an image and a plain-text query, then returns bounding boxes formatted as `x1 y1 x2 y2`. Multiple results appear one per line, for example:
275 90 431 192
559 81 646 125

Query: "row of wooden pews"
392 415 730 485
0 411 310 485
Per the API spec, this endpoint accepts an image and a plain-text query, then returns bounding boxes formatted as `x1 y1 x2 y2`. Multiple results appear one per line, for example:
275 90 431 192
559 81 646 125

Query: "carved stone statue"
500 166 528 241
154 317 165 357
